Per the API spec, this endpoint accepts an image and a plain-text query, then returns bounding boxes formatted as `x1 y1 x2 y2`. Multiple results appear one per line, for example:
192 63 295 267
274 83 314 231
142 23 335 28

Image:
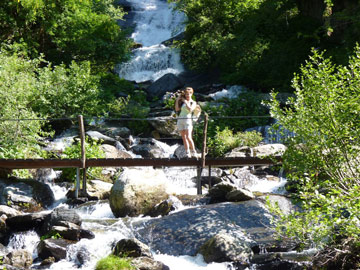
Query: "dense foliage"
267 46 360 267
0 49 131 159
0 0 134 160
170 0 360 92
1 0 131 70
0 51 48 159
60 137 106 182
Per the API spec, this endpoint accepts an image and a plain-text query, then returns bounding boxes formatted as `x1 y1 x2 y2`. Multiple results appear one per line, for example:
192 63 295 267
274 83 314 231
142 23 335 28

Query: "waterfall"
116 0 185 82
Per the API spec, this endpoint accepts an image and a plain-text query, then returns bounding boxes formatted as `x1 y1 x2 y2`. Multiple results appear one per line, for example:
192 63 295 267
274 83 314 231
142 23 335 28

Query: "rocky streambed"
0 124 314 269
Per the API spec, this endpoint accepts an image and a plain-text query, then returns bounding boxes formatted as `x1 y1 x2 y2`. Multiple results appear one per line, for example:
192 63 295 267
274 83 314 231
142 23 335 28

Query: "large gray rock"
0 205 22 218
199 233 253 263
86 130 117 145
131 257 170 270
225 188 255 202
146 73 183 99
113 238 152 258
87 180 113 200
50 223 95 241
109 168 170 217
148 116 178 137
37 238 73 261
207 182 237 203
252 144 287 157
134 200 293 256
3 249 33 269
6 212 50 232
0 178 55 211
41 207 82 234
130 138 169 158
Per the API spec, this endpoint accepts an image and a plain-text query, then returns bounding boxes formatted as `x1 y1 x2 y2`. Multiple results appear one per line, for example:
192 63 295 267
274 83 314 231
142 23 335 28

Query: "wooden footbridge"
0 115 282 195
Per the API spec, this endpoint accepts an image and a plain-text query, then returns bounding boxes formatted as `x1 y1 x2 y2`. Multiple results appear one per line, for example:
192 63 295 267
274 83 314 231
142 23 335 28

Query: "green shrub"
123 90 151 135
205 127 263 157
95 255 134 270
60 137 105 182
266 46 360 253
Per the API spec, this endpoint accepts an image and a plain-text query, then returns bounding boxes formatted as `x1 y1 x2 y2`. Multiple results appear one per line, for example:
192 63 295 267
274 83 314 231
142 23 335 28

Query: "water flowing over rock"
117 0 185 83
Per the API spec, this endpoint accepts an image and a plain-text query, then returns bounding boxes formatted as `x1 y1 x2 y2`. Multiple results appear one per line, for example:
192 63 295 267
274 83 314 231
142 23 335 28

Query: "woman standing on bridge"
175 87 200 158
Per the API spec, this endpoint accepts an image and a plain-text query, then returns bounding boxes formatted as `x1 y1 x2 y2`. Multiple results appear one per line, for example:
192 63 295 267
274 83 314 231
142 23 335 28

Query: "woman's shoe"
186 151 192 158
191 150 200 159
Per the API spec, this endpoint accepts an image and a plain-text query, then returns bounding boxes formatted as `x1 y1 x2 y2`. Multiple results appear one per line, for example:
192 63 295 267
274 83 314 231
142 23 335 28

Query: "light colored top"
178 100 196 118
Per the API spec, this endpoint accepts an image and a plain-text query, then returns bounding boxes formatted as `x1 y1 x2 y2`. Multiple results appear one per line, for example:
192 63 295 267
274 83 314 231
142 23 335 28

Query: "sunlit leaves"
267 45 360 250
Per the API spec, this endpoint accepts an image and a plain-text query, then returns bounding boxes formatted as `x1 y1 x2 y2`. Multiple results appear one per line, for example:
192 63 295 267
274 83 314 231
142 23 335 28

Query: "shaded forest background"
170 0 360 92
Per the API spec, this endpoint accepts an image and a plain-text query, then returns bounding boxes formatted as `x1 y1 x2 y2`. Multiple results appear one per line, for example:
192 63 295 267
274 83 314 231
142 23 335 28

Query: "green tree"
32 61 104 118
267 46 360 265
170 0 360 91
1 0 131 70
0 50 47 159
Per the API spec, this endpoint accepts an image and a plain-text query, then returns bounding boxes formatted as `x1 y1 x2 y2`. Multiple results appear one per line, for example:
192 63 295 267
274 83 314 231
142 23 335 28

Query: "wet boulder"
6 212 50 232
130 138 169 158
252 144 287 157
100 144 132 159
109 168 170 217
144 196 180 217
146 73 183 100
225 188 255 202
3 249 33 269
37 238 74 261
148 117 178 137
0 178 55 211
86 180 113 200
131 257 170 270
113 238 169 270
198 233 253 264
113 238 152 258
0 205 21 218
0 215 6 233
41 207 82 234
50 223 95 241
207 182 237 203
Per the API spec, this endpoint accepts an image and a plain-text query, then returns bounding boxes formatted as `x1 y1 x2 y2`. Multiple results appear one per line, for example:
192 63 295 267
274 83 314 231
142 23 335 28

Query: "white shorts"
177 118 193 131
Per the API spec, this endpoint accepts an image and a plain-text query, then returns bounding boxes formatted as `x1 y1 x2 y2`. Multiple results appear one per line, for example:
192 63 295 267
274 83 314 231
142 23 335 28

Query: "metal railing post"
78 115 86 195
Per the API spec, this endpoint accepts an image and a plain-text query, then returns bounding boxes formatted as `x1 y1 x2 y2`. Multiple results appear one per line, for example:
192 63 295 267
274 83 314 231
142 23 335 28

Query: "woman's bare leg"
180 130 189 151
185 127 195 151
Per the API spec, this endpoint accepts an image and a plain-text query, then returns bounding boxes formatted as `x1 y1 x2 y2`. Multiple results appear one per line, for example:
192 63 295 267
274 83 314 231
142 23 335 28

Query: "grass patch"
95 255 134 270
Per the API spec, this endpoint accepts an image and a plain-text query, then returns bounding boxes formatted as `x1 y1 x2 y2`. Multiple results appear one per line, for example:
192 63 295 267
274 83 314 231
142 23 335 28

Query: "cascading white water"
117 0 185 82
